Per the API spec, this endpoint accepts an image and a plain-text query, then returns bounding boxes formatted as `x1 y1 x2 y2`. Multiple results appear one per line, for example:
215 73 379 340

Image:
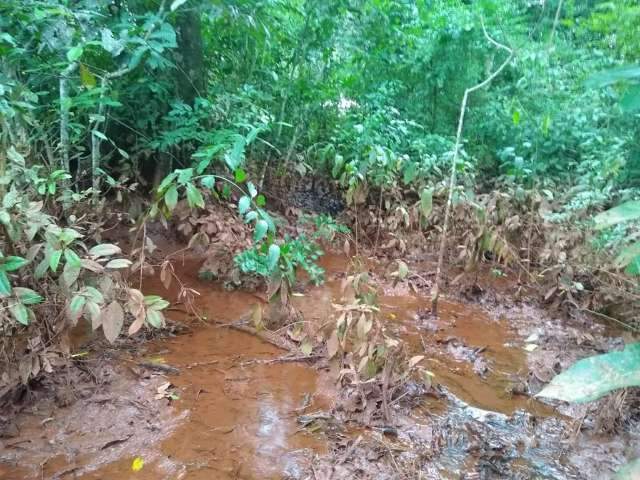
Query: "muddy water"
81 261 330 480
79 253 550 479
1 252 601 479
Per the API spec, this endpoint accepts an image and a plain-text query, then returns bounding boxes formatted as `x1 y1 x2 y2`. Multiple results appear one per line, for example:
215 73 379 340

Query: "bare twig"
431 17 514 315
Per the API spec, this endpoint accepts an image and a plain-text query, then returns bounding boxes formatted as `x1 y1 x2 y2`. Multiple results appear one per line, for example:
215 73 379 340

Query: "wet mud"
1 252 638 479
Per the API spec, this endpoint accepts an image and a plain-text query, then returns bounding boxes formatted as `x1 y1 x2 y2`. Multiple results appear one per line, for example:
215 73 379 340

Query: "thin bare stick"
548 0 564 48
431 18 514 315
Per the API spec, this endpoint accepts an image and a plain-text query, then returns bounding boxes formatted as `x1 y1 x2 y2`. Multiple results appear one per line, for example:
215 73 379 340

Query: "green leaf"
614 242 640 269
84 286 104 304
268 244 280 271
244 211 258 223
0 271 11 297
254 220 268 243
146 309 165 328
586 65 640 89
62 262 81 287
234 168 247 183
170 0 188 11
14 287 43 305
89 244 122 257
63 249 82 268
186 184 205 209
34 259 48 280
144 295 170 311
536 343 640 403
201 175 216 189
420 188 433 219
2 256 28 272
67 46 83 62
9 303 30 325
164 185 179 211
238 196 251 215
614 459 640 480
594 201 640 230
512 110 520 126
105 259 132 269
79 63 96 89
68 294 86 322
403 162 417 185
247 182 257 199
621 84 640 113
49 250 62 273
256 194 266 207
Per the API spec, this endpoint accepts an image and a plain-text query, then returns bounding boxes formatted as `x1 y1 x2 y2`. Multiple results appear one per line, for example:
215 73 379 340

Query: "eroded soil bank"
1 250 638 479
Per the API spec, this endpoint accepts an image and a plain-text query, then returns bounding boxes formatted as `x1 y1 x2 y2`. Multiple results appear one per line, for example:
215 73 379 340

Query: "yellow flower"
132 457 144 472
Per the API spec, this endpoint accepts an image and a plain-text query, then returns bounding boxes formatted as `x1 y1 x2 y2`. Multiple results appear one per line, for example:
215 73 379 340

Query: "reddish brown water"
0 252 559 479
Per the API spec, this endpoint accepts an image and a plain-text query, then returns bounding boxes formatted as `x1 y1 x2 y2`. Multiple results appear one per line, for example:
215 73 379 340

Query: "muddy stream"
1 253 636 479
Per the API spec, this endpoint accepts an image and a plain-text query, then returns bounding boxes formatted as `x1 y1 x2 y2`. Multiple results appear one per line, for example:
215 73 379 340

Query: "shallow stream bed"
0 253 637 479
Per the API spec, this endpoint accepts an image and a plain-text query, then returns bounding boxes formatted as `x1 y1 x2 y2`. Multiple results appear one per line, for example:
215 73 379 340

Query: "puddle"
1 252 635 479
82 261 330 480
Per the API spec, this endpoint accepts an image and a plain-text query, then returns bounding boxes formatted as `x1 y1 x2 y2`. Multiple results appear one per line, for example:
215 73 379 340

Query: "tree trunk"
175 8 205 105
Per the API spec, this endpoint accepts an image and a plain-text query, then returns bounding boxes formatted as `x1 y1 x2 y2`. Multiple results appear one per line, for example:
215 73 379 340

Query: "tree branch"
431 18 514 315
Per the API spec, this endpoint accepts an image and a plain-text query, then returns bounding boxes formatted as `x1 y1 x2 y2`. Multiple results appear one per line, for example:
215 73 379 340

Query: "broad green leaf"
146 309 165 328
164 185 179 211
626 257 640 276
84 286 104 304
586 65 640 89
144 295 170 311
403 162 417 185
512 110 521 126
2 256 28 272
614 459 640 480
49 250 62 273
238 196 251 215
58 228 83 245
420 188 433 219
268 244 280 271
244 211 258 223
68 294 86 322
593 201 640 230
186 184 205 209
86 301 102 330
537 343 640 403
67 46 83 62
14 287 43 305
254 220 268 243
34 259 49 280
247 182 257 199
63 249 82 268
614 242 640 269
63 263 81 287
89 244 122 257
256 194 266 207
79 63 96 89
92 130 108 141
621 85 640 113
105 259 132 269
9 303 29 325
200 176 216 189
0 271 11 296
234 168 247 183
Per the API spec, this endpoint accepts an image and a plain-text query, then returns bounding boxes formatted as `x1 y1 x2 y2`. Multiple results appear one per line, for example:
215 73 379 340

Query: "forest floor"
1 202 639 480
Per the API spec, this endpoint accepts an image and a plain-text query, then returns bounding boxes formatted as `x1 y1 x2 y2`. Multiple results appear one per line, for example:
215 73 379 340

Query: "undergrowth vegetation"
1 0 640 473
